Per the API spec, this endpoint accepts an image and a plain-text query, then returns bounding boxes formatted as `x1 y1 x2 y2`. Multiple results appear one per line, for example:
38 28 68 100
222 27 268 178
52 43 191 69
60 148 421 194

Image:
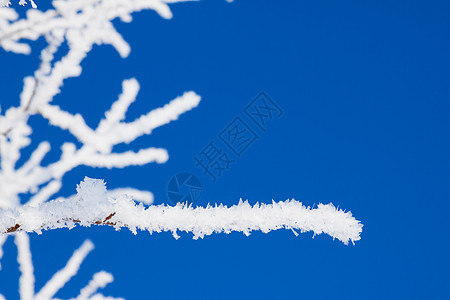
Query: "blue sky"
1 0 450 299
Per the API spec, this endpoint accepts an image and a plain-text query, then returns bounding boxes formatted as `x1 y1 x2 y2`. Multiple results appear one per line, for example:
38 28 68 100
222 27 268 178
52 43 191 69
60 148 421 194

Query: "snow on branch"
0 0 188 54
75 271 116 300
15 232 34 300
0 82 199 209
0 178 363 245
0 235 6 269
35 240 94 300
30 239 118 300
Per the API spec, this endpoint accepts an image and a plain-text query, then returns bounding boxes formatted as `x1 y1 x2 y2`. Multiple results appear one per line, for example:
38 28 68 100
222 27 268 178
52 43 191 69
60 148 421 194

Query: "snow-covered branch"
15 232 34 300
74 271 122 300
33 239 118 300
0 178 363 245
35 240 94 300
0 83 199 208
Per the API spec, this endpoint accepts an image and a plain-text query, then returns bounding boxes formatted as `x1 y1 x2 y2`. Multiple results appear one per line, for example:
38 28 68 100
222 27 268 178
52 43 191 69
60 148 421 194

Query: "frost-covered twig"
74 271 116 300
73 272 123 300
0 178 363 245
0 234 6 269
13 234 118 300
36 239 117 300
35 240 94 300
15 232 34 300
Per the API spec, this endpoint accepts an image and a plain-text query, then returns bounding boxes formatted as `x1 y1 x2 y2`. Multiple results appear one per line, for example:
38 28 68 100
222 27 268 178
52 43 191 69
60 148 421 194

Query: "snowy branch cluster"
0 0 201 298
11 236 121 300
0 0 362 299
0 0 201 210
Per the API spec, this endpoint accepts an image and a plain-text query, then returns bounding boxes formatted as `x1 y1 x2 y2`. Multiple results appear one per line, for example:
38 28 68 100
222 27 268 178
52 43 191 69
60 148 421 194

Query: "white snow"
0 177 363 245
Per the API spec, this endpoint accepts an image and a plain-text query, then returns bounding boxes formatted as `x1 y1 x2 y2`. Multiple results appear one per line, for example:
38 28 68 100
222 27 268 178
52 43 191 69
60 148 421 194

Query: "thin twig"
5 212 117 234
